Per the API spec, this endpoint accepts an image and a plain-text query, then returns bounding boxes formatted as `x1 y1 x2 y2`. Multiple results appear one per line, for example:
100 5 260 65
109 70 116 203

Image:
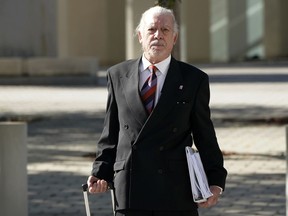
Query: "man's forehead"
144 13 173 27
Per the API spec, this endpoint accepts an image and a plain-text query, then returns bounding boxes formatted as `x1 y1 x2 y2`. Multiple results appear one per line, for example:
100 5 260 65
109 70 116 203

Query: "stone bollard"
286 125 288 216
0 122 28 216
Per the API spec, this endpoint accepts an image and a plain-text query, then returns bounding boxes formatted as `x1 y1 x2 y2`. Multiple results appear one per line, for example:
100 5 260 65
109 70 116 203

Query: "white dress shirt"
139 55 171 106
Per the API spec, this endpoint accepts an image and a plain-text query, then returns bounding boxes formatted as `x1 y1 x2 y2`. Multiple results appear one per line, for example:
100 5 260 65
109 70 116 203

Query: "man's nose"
154 29 163 39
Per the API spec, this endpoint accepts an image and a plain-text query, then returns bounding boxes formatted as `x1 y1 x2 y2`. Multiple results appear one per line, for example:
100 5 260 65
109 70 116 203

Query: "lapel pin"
179 85 183 90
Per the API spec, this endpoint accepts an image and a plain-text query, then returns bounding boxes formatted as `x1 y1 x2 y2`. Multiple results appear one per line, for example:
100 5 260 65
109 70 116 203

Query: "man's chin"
146 51 168 63
150 48 165 55
151 45 164 51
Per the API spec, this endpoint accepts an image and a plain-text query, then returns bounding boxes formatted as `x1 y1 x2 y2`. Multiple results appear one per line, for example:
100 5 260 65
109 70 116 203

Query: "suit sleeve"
191 74 227 190
91 71 119 182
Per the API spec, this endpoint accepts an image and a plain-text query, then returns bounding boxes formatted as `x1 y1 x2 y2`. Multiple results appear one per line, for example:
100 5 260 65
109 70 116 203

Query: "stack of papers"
185 146 213 203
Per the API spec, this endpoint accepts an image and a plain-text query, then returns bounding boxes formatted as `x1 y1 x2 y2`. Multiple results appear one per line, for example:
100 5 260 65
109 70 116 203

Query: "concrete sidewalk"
0 63 287 215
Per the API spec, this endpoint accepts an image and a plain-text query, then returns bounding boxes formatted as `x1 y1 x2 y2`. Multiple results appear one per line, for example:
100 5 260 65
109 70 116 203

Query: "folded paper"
185 146 213 203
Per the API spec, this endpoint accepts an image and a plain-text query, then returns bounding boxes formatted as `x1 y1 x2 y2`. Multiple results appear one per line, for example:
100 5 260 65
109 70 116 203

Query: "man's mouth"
151 43 164 47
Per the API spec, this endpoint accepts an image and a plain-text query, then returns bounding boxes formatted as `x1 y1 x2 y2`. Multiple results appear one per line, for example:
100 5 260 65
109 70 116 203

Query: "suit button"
158 169 163 174
172 128 178 133
159 146 164 151
132 145 137 150
124 125 129 129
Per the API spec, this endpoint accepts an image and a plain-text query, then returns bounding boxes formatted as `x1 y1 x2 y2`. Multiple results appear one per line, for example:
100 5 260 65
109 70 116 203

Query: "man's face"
138 13 178 64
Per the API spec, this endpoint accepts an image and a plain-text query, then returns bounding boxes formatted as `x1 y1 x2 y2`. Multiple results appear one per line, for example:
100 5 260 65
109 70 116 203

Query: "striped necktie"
141 65 158 114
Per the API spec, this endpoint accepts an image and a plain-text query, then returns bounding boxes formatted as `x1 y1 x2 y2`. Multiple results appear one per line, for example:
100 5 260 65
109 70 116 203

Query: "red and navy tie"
141 65 158 114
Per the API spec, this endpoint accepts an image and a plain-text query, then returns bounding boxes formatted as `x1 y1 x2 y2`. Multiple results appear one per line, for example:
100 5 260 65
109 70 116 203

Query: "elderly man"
87 6 227 216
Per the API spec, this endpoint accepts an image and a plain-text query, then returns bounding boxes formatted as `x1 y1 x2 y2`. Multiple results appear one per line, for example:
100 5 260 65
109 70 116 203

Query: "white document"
185 146 213 203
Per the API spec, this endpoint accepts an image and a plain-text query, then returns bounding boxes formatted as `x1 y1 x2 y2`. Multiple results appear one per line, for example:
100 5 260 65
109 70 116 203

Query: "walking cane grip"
82 184 91 216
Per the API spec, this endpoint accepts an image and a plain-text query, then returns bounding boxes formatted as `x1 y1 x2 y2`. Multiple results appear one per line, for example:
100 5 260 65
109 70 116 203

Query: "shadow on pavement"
199 173 285 216
26 112 286 216
209 73 288 83
212 105 288 126
28 171 113 216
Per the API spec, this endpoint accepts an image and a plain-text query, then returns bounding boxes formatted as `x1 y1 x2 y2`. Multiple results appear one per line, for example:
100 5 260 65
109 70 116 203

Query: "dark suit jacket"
92 57 227 211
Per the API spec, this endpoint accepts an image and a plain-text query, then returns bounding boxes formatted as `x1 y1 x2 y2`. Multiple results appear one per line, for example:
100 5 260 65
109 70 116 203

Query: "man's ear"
173 33 178 45
137 31 143 43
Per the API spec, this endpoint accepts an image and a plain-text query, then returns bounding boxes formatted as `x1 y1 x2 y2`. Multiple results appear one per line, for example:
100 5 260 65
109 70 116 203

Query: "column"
210 0 229 62
264 0 288 59
210 0 248 62
0 122 28 216
227 0 247 61
57 0 125 65
125 0 154 60
180 0 210 63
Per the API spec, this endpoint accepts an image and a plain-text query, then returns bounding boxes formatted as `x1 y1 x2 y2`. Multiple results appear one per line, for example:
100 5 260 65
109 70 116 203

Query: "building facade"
0 0 287 68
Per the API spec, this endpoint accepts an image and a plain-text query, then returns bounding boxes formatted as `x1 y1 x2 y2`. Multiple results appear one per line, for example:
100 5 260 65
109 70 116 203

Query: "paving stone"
0 64 287 215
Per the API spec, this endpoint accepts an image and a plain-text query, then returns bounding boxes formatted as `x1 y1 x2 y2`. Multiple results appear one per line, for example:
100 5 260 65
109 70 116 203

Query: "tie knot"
149 65 157 74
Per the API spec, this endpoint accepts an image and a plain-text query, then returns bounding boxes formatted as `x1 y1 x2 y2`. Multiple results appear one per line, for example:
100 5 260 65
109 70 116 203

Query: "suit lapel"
136 58 184 139
149 58 183 121
120 58 148 126
120 57 184 140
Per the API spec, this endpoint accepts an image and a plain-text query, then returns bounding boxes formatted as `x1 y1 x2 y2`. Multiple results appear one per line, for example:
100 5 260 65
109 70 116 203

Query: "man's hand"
197 186 222 208
87 175 108 194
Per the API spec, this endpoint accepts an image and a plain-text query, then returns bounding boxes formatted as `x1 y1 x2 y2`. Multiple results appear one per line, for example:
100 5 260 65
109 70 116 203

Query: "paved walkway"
0 63 287 216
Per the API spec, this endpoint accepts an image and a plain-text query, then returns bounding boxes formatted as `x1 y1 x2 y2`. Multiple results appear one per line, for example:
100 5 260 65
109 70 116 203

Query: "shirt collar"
140 55 171 75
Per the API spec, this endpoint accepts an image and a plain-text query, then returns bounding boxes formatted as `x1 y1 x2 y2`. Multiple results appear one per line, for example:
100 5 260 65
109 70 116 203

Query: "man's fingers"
99 180 108 191
87 178 108 194
197 195 219 208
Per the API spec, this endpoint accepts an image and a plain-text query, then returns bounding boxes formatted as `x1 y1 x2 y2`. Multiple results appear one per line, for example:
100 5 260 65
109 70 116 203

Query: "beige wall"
125 0 154 60
57 0 125 65
210 0 264 62
1 0 288 70
0 0 57 57
264 0 288 59
227 1 248 61
180 0 210 63
210 0 228 62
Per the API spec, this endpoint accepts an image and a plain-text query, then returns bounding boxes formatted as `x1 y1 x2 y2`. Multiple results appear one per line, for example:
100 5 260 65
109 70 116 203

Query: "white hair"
135 6 179 35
